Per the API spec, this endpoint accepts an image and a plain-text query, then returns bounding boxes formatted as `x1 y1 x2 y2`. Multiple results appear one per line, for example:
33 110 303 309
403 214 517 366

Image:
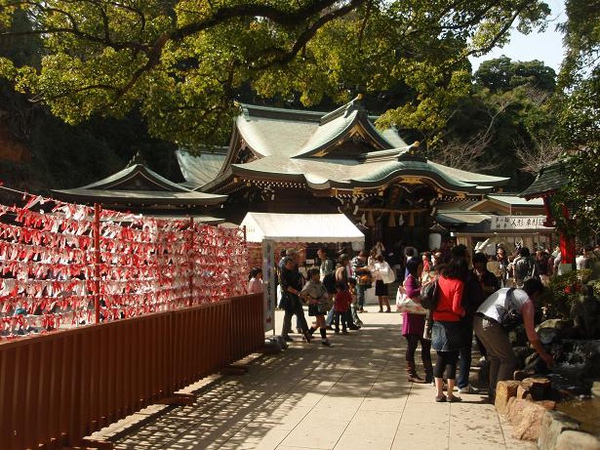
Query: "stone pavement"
92 307 535 449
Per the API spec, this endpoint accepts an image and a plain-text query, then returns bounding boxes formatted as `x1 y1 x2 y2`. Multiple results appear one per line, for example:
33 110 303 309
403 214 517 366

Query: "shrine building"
53 96 552 254
178 96 528 252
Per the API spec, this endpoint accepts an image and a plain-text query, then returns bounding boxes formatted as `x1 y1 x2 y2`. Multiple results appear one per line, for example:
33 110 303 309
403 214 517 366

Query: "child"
300 268 331 346
247 267 264 293
333 281 352 334
348 278 363 326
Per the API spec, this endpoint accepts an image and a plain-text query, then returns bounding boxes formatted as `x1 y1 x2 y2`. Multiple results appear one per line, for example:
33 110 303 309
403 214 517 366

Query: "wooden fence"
0 292 264 450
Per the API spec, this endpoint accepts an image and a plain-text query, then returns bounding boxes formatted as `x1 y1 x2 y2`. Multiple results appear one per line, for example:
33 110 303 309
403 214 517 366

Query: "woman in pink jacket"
402 258 433 383
431 256 468 402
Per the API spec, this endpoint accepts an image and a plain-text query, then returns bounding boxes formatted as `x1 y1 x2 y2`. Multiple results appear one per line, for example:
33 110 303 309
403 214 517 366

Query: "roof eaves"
82 164 191 193
196 165 235 193
351 161 485 193
51 189 227 206
237 102 323 123
520 162 565 199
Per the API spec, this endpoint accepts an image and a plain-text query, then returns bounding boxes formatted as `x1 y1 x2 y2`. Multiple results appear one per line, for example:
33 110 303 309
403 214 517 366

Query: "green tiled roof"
53 163 227 207
79 164 191 192
487 193 544 206
229 152 507 194
198 98 509 196
51 188 227 206
234 98 406 159
176 149 227 189
520 162 565 198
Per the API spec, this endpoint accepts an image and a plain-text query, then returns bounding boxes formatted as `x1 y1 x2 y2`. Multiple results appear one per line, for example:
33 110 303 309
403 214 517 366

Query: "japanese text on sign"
490 215 552 230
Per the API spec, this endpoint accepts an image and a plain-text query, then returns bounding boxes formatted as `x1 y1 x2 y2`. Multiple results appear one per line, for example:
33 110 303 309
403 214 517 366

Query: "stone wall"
495 378 600 448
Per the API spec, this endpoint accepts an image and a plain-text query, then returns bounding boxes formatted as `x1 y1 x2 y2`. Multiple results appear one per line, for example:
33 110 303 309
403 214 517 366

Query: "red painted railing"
0 292 263 450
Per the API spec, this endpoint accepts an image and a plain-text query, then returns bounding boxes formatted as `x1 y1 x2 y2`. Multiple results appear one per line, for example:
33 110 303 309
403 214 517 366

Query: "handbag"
356 266 373 288
380 262 396 284
420 278 440 310
395 283 427 315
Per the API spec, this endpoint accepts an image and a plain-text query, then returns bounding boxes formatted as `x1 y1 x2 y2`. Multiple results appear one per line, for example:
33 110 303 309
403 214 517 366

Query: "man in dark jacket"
279 256 311 342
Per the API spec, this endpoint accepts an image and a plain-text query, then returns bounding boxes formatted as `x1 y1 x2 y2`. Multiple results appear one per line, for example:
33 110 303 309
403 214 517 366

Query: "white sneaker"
457 384 480 394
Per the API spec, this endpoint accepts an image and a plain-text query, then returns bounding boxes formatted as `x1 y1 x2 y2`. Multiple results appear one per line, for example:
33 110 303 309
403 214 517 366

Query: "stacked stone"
495 378 600 449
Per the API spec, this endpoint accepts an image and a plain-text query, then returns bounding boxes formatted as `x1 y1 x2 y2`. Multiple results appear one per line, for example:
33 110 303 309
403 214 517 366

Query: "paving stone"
106 308 536 449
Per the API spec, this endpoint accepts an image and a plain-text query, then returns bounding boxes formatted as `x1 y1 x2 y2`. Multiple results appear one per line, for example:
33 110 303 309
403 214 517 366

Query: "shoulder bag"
396 281 427 315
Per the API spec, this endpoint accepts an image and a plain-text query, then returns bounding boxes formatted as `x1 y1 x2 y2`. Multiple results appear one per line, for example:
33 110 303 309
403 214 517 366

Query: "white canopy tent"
240 212 365 244
240 212 364 335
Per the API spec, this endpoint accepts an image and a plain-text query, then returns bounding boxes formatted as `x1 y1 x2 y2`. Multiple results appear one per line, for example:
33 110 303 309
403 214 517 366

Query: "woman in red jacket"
431 256 469 402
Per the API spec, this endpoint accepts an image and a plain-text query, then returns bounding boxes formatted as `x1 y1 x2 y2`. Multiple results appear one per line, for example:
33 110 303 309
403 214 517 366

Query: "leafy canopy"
551 0 600 242
0 0 551 147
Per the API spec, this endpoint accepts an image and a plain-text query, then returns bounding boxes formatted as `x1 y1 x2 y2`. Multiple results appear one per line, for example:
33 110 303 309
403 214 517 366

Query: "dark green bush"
543 270 592 319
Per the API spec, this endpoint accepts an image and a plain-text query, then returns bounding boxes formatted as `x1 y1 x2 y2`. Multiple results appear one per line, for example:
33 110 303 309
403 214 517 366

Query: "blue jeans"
356 284 366 309
326 307 334 326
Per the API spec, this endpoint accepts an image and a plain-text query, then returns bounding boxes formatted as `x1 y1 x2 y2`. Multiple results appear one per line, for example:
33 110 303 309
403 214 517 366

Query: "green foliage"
0 0 551 148
551 0 600 243
544 270 592 319
418 57 561 185
475 56 556 93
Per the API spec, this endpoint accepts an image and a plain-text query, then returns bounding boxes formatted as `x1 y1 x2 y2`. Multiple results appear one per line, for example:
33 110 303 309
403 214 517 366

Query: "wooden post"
188 216 194 307
93 203 102 324
560 204 576 273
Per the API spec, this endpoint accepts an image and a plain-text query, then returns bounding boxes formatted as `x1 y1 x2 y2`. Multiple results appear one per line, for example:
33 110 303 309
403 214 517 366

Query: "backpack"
420 279 440 310
515 257 535 281
322 273 336 294
499 288 522 331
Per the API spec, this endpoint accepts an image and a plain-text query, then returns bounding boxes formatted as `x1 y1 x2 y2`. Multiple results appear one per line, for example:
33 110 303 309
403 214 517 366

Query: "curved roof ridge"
226 156 504 195
291 109 360 157
237 102 324 122
351 160 479 189
428 161 510 185
81 164 192 192
319 95 364 125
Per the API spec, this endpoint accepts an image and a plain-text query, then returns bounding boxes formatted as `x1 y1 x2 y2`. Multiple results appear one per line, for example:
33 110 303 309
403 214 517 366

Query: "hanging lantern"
398 214 404 226
408 212 415 227
388 212 396 227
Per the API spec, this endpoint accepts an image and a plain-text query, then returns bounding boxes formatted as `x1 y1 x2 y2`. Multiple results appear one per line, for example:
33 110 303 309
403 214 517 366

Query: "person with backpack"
512 246 537 288
473 278 554 402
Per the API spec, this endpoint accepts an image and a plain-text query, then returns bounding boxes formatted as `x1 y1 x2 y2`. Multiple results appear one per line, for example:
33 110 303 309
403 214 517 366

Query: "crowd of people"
246 240 599 403
486 243 597 287
273 247 378 347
